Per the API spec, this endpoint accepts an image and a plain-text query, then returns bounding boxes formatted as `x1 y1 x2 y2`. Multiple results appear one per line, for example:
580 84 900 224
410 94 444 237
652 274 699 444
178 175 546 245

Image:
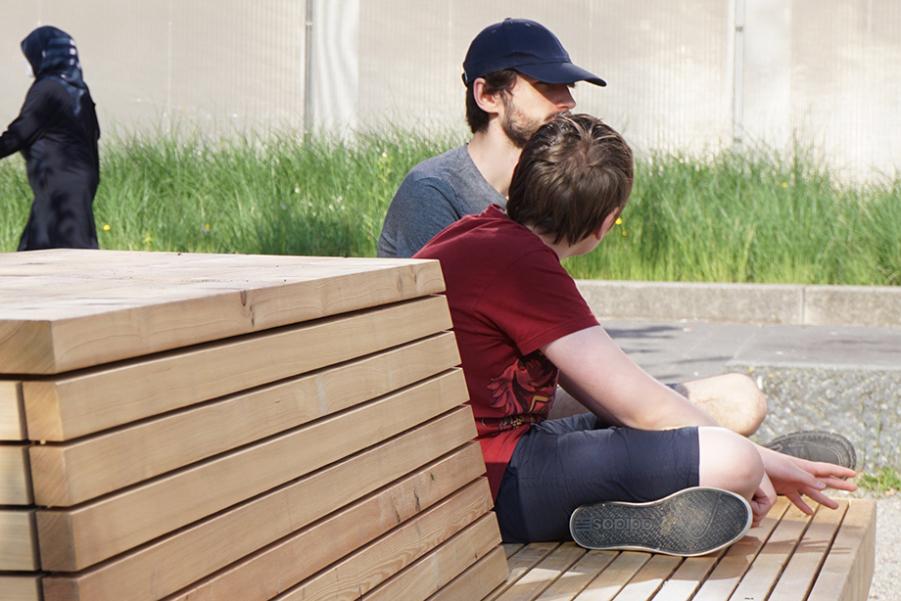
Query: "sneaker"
764 431 856 469
569 487 752 557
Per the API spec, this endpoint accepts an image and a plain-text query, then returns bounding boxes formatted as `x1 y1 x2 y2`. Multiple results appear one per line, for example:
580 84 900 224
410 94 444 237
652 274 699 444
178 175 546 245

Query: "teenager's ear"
595 208 622 240
472 77 503 116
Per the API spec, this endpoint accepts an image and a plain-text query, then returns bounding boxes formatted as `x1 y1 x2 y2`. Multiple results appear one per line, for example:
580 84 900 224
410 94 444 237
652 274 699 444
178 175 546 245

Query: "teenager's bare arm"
542 325 719 430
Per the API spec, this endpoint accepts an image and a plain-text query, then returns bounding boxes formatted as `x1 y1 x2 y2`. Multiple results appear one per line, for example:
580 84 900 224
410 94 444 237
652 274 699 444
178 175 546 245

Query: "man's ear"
472 78 503 116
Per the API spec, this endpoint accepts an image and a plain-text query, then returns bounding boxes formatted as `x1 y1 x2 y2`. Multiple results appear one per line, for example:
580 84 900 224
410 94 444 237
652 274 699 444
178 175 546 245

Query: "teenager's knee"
683 373 768 437
697 426 763 499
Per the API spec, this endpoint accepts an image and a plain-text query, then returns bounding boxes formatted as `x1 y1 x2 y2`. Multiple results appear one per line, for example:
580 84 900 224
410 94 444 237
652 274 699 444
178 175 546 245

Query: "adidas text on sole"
569 487 752 557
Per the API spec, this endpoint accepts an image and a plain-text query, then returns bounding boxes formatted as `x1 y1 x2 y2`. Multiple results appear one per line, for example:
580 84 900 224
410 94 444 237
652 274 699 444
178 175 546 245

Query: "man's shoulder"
402 145 472 185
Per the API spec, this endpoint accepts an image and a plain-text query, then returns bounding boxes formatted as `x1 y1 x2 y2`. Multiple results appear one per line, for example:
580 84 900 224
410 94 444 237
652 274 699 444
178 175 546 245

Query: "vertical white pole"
303 0 315 138
733 0 745 149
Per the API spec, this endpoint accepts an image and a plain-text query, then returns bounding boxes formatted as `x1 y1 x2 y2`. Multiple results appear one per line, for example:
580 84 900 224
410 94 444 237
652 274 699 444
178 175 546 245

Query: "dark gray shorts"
494 413 700 543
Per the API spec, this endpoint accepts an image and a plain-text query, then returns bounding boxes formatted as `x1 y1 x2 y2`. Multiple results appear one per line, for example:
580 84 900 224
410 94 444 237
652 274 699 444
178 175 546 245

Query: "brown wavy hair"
507 113 633 246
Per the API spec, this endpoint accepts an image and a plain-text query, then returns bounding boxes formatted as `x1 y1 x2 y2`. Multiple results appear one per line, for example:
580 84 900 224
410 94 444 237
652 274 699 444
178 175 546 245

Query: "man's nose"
552 85 577 111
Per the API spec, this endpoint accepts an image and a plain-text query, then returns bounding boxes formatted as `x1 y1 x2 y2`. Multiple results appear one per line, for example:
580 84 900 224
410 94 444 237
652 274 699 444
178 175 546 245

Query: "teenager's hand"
757 445 857 514
750 473 777 527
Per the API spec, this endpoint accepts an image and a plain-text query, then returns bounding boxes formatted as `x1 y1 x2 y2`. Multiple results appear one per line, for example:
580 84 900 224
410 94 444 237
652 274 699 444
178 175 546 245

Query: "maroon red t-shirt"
415 205 599 499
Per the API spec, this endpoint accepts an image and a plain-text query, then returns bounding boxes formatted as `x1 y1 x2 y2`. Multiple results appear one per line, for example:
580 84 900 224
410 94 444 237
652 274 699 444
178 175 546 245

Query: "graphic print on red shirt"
486 351 558 430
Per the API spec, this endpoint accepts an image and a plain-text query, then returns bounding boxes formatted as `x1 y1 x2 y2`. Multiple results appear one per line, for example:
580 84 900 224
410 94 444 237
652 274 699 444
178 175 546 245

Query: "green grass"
2 129 899 286
857 466 901 495
565 145 901 285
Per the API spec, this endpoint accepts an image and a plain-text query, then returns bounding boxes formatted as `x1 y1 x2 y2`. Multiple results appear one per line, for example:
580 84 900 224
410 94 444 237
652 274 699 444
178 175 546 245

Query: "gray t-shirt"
377 144 507 258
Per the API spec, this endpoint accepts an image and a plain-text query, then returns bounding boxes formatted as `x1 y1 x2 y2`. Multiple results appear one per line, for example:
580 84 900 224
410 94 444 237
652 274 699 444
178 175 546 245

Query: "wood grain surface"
42 439 485 601
0 574 43 601
37 374 470 571
0 444 32 505
24 295 452 441
29 332 460 506
474 496 876 601
0 509 39 571
0 381 27 440
0 250 444 374
363 513 504 601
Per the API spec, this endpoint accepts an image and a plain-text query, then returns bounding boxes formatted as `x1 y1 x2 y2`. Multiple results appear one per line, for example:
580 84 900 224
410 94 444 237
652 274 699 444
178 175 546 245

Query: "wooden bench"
476 496 875 601
0 250 510 601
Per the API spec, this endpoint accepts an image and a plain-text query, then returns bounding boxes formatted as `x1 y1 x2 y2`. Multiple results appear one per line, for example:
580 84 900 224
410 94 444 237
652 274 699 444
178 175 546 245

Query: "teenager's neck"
525 226 570 261
467 125 522 198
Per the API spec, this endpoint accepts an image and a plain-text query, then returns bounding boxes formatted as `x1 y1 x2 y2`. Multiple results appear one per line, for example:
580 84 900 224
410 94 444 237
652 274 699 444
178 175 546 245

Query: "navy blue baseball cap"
462 18 606 87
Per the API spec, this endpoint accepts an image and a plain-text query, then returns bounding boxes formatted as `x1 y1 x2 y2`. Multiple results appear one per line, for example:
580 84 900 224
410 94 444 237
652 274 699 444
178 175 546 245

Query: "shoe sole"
765 431 856 469
569 487 752 557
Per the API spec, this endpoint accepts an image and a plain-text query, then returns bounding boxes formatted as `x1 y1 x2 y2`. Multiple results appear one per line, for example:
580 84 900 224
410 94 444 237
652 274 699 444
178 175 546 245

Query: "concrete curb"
576 280 901 326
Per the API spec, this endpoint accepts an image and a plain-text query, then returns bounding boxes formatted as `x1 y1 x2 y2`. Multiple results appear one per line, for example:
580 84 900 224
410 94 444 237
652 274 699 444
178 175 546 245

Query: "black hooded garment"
0 26 101 251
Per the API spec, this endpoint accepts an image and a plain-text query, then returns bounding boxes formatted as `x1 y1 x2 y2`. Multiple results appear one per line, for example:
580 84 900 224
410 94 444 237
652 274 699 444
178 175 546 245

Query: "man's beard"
500 94 544 149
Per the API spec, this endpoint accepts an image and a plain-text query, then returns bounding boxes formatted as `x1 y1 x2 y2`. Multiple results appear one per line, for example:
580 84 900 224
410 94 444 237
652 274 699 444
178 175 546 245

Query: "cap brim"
515 61 606 87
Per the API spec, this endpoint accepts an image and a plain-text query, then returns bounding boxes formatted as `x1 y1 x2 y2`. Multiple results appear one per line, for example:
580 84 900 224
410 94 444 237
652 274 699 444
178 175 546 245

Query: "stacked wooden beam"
0 249 508 601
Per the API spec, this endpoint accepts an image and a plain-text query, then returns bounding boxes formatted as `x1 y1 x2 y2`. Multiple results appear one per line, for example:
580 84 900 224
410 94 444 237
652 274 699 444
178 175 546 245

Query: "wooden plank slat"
605 554 681 601
0 445 32 505
37 371 470 571
0 509 39 571
807 499 877 601
29 333 460 506
268 479 494 601
43 440 487 601
360 513 503 601
768 500 847 601
431 546 511 601
0 574 43 601
0 381 27 440
493 543 587 601
484 543 562 601
534 550 619 601
24 295 452 441
0 250 444 375
691 496 790 601
726 501 817 601
646 551 723 601
571 551 650 601
480 496 872 601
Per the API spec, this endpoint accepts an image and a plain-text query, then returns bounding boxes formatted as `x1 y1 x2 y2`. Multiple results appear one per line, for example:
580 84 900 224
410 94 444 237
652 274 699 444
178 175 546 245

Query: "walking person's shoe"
569 487 752 557
764 431 857 469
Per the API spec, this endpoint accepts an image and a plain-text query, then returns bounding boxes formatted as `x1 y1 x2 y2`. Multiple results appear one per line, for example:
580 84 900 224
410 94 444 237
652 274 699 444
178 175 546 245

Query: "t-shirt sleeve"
478 250 600 356
377 176 464 258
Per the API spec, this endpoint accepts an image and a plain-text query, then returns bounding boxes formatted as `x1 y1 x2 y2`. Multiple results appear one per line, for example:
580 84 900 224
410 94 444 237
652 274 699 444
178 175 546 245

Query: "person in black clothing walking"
0 26 101 251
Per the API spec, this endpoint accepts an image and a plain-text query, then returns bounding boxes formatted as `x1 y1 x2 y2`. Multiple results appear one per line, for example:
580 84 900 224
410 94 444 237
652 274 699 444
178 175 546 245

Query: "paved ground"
602 318 901 600
867 494 900 600
602 319 901 384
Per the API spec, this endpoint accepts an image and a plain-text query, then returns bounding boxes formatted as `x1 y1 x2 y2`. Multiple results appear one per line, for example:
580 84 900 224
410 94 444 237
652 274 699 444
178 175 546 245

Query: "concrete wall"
2 1 899 179
1 0 309 134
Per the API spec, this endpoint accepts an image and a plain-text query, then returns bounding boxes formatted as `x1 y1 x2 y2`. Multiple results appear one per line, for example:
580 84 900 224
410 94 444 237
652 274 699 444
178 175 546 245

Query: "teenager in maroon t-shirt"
415 114 856 556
